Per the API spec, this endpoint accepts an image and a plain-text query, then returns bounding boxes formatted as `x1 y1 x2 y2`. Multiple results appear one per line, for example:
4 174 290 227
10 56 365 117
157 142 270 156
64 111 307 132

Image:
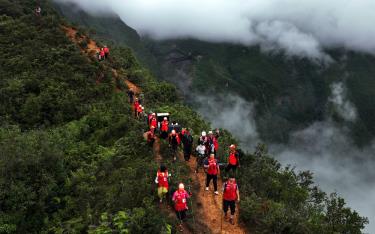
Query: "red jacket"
223 181 238 201
133 101 139 110
137 105 143 114
103 47 109 54
161 120 169 132
228 151 239 166
99 50 105 57
173 190 189 211
157 170 169 189
150 117 157 129
206 158 218 175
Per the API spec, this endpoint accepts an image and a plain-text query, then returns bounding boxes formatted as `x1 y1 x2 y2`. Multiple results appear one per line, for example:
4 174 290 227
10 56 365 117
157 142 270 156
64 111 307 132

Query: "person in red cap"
169 130 181 161
155 165 170 203
103 45 110 59
204 154 220 194
222 177 240 225
160 117 169 139
225 144 240 175
172 183 190 232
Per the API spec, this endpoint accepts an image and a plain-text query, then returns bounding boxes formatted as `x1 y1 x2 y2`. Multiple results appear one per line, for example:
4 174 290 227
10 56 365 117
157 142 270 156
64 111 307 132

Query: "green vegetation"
56 5 375 145
0 0 368 233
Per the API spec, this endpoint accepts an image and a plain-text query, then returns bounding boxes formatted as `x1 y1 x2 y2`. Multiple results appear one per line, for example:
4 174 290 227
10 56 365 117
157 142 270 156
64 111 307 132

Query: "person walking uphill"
181 128 193 161
172 183 191 232
133 98 140 118
169 130 181 161
223 177 240 225
226 144 240 175
155 165 170 203
103 45 110 59
160 117 169 139
204 154 220 194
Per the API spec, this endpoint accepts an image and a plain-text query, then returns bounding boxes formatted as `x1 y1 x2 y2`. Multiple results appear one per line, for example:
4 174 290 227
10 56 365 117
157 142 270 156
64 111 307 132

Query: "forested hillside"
54 2 375 146
0 0 369 233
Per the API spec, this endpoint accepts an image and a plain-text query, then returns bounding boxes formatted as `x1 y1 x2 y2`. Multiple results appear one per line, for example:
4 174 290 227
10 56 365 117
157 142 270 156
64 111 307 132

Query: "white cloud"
56 0 375 60
329 82 357 122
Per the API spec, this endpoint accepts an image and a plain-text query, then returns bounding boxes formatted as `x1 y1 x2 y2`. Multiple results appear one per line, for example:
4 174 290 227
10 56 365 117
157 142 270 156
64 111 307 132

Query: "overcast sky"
57 0 375 60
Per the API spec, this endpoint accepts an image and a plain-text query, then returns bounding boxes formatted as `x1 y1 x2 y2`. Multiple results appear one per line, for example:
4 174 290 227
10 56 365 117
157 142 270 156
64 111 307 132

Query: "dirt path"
63 25 246 233
185 158 247 234
62 26 141 94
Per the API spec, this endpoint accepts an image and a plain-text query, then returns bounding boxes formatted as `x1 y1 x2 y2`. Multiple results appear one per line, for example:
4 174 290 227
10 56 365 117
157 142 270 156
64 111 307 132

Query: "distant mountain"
54 2 375 146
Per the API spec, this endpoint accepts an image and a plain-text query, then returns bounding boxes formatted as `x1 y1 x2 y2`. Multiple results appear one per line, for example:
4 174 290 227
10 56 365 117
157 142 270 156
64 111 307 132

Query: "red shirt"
161 120 169 132
150 118 157 128
103 47 109 54
228 152 238 166
206 158 218 175
157 170 169 189
223 181 238 201
133 101 139 110
172 190 189 211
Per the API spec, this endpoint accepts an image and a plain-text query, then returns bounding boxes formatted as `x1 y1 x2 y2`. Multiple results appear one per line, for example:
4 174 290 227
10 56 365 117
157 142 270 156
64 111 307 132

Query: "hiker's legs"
213 175 218 191
206 174 212 188
223 200 229 214
229 200 236 215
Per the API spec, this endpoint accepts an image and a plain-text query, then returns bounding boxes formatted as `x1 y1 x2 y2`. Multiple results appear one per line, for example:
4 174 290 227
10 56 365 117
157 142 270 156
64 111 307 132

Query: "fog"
56 0 375 60
194 83 375 233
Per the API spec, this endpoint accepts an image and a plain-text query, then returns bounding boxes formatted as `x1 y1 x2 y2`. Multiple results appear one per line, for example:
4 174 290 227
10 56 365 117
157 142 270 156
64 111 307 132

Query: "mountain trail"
62 26 141 94
185 158 247 234
63 25 247 233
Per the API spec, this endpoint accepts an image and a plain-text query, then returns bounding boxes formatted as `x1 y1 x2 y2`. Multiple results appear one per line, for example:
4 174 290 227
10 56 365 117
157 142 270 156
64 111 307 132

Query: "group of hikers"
97 45 110 61
129 94 241 232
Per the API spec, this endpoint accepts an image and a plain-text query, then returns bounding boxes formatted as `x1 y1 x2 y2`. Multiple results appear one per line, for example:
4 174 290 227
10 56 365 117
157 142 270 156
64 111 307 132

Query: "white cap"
202 131 206 137
172 130 176 134
164 117 167 120
208 131 213 134
178 183 185 190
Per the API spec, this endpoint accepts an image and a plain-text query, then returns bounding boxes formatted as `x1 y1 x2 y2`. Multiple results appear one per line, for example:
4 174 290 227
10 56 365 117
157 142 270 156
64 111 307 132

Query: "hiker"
35 6 41 16
127 89 134 103
137 104 144 119
133 98 140 118
225 144 240 175
139 92 144 105
169 130 181 161
181 128 193 161
103 45 110 59
149 113 158 130
195 142 206 173
160 117 169 139
172 183 191 232
204 154 220 194
146 126 156 147
208 129 220 156
99 48 105 61
223 177 240 225
155 165 170 203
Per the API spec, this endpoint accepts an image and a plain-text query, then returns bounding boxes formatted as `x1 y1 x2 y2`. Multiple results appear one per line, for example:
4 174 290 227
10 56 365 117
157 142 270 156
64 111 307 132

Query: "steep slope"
54 3 375 146
0 1 369 233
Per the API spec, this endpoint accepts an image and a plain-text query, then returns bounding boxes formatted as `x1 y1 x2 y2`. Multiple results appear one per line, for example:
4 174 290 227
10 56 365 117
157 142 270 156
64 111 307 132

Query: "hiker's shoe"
230 218 235 225
214 191 219 195
205 187 209 191
178 224 183 232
